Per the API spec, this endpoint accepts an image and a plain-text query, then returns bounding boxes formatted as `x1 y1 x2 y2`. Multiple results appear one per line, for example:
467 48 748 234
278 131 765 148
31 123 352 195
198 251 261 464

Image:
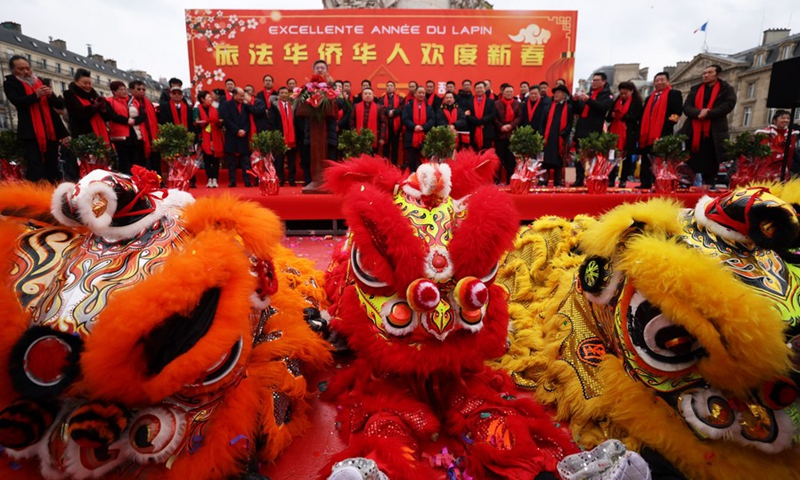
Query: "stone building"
0 21 166 131
667 28 799 134
577 63 652 98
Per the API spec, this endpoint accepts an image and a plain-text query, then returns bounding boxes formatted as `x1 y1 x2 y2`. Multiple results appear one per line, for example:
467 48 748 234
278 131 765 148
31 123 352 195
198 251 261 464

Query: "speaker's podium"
766 57 800 179
296 102 338 194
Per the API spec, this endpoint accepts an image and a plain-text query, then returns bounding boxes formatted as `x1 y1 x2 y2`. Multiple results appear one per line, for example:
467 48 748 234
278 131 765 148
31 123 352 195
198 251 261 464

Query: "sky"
5 0 799 86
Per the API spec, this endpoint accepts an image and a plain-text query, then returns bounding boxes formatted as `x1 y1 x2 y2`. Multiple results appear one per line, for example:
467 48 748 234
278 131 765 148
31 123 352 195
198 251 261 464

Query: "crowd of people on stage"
5 54 799 188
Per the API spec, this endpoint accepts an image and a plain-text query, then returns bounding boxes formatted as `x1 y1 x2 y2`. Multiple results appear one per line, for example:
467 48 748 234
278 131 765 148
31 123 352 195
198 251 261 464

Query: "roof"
0 26 164 90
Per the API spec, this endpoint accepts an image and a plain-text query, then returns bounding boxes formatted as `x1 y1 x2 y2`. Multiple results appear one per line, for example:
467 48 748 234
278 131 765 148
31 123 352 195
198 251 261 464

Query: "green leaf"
152 123 195 161
251 130 288 156
509 126 544 158
421 126 456 160
0 130 25 165
66 133 118 168
652 134 690 164
337 128 376 159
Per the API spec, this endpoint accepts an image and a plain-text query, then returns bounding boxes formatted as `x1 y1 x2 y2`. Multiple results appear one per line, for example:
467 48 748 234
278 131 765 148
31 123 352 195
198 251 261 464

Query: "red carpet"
192 170 712 222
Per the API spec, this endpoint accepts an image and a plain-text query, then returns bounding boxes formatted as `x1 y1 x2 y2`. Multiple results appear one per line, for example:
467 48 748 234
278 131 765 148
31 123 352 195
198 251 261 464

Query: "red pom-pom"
454 277 489 311
406 279 440 312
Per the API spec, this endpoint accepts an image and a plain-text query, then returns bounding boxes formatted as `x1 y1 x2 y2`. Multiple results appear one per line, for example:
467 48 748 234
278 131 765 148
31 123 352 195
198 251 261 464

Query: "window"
31 41 38 47
781 44 795 61
41 59 47 70
14 36 22 43
69 66 74 76
743 106 752 127
61 52 66 57
795 109 800 121
46 47 52 52
25 54 31 61
60 81 66 92
56 63 61 73
746 82 756 98
754 53 765 67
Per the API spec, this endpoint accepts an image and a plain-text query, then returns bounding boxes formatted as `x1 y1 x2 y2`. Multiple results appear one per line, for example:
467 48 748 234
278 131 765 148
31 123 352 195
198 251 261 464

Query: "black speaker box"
767 57 800 108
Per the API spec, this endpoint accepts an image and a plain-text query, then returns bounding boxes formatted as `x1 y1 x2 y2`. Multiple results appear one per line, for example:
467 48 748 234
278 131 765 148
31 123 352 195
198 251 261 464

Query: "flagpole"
702 21 709 52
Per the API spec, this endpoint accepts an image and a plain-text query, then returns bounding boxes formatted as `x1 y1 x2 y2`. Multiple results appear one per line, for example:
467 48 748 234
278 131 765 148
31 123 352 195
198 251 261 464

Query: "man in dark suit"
219 87 253 187
638 71 683 189
519 87 547 133
380 81 404 165
680 64 737 187
158 86 193 129
3 55 69 182
465 81 497 151
268 87 301 186
494 85 522 183
402 86 435 172
572 72 615 186
424 80 442 110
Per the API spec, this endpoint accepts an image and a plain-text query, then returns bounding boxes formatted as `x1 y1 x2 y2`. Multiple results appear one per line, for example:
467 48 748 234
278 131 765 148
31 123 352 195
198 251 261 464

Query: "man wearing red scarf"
680 65 737 187
129 80 158 172
637 71 683 189
494 85 521 184
380 81 405 165
519 88 546 133
605 82 643 188
424 80 442 110
465 81 497 151
158 86 193 129
3 55 69 182
401 86 435 172
220 87 254 187
268 87 301 186
541 85 573 186
350 88 386 155
573 72 614 187
253 74 277 133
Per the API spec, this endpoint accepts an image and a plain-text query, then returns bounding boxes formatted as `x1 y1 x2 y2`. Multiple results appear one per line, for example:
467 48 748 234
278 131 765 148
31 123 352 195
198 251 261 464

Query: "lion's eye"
351 247 389 288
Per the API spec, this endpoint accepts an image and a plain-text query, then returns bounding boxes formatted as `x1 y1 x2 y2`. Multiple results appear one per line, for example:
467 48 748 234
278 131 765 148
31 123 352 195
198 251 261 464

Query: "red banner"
185 9 577 97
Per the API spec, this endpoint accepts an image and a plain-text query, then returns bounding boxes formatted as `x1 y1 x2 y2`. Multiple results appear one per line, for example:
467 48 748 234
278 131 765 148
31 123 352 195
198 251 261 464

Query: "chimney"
762 28 791 46
639 67 649 80
87 44 92 57
663 66 677 78
128 70 148 79
676 61 689 71
104 58 117 68
0 21 22 33
50 38 67 50
90 54 105 64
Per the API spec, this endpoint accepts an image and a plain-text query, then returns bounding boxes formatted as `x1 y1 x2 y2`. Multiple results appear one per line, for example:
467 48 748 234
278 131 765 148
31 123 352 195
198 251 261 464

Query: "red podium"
296 102 338 194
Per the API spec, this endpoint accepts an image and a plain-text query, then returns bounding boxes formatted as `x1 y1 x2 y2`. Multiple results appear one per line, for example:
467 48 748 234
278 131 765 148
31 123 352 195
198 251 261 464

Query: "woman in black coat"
63 68 110 138
606 81 643 188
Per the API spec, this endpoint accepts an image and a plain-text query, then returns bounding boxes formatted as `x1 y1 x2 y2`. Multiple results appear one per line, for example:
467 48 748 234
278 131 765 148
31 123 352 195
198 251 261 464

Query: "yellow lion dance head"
498 182 800 479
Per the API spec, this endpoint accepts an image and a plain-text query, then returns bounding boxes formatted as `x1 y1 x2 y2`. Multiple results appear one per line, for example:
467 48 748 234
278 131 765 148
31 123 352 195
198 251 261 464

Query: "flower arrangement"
66 133 117 178
292 75 340 116
0 130 25 181
651 134 690 193
421 126 457 161
724 132 774 188
338 128 377 160
579 132 619 194
250 131 287 195
509 126 545 194
152 124 197 190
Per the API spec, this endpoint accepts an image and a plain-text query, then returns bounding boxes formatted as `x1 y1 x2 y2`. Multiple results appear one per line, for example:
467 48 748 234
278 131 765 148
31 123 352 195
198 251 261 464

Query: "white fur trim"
163 189 195 209
126 406 188 465
72 179 119 233
63 437 128 479
424 246 454 283
402 163 452 199
50 182 81 227
694 195 751 245
585 270 623 306
380 300 418 337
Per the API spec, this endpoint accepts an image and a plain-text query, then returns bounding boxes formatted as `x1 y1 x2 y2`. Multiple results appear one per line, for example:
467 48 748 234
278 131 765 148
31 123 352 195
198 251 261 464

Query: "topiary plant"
66 133 117 167
723 132 772 161
578 131 619 160
251 130 288 157
152 123 195 162
338 128 376 159
0 131 25 166
421 126 457 161
509 126 545 159
652 134 690 164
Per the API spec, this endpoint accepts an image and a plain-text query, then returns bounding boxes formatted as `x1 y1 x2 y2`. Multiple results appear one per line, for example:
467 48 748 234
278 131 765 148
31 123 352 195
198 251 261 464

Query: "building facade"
0 21 166 131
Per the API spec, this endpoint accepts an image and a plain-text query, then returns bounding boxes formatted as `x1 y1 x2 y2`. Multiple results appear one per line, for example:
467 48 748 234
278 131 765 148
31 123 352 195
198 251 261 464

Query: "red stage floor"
192 171 713 222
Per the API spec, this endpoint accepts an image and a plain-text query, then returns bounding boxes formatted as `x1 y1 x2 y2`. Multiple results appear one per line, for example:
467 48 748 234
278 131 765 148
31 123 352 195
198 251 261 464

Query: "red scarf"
690 82 721 152
198 105 224 156
356 101 379 147
138 98 158 158
545 102 569 155
473 96 486 148
581 89 600 118
500 97 516 123
426 93 438 106
443 106 470 144
278 101 296 148
527 97 541 123
412 100 427 148
383 93 401 131
639 87 671 148
226 91 234 102
608 96 632 151
170 101 188 128
263 88 276 101
76 95 111 145
21 78 56 157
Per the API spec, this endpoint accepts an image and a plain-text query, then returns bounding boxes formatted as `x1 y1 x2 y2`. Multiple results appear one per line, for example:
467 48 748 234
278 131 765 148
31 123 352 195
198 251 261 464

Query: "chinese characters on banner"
186 9 577 96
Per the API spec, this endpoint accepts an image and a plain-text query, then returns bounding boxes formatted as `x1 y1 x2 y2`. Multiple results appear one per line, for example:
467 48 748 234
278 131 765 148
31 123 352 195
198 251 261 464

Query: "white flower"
213 69 226 82
205 9 212 14
205 31 212 38
247 18 258 29
194 65 204 75
228 30 236 39
229 14 238 23
204 70 212 78
220 29 226 35
240 26 246 32
216 10 223 16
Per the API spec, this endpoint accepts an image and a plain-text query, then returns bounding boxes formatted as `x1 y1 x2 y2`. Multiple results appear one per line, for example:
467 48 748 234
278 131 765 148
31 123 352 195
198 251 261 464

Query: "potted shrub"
509 126 545 194
651 134 690 193
0 130 25 181
579 131 619 194
152 123 196 191
421 126 457 162
250 130 287 195
338 128 377 160
65 133 117 178
724 132 774 188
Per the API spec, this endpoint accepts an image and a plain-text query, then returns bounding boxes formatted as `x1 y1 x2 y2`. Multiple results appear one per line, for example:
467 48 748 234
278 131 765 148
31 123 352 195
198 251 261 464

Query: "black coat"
158 98 194 132
456 90 474 111
436 104 467 131
465 96 497 143
679 79 737 163
3 75 68 141
335 97 352 133
268 100 296 140
219 100 253 155
605 95 643 154
641 89 683 142
426 94 442 111
63 83 109 137
401 101 435 149
519 97 548 134
494 99 521 141
574 84 614 139
542 100 573 167
250 97 271 133
379 93 405 134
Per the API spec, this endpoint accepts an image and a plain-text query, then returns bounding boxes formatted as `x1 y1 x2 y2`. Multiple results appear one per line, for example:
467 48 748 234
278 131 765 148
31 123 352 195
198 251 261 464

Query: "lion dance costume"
498 183 800 479
0 167 331 479
321 152 576 480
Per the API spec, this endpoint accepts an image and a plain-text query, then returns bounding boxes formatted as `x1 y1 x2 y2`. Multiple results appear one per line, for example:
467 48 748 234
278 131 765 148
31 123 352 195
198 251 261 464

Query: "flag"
694 22 708 34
